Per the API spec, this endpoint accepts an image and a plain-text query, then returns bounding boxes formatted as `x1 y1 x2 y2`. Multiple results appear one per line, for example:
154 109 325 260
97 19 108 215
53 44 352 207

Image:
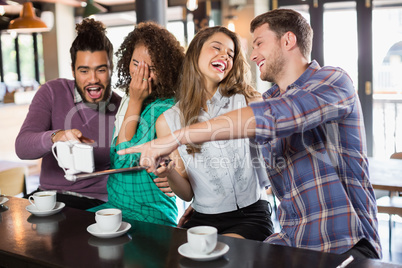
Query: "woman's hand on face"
129 61 152 102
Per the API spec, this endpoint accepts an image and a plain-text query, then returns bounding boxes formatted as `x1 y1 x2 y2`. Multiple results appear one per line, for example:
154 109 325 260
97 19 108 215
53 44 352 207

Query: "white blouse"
164 90 269 214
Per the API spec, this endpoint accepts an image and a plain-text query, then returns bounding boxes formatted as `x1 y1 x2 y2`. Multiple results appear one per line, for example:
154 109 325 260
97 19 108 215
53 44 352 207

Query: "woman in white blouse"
155 26 274 240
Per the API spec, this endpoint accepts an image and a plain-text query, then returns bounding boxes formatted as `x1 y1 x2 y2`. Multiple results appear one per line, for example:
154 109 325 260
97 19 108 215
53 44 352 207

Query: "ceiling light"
8 2 48 34
186 0 198 12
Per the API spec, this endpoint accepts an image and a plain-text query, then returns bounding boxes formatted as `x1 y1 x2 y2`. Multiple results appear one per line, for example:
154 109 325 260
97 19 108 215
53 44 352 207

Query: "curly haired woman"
88 22 185 227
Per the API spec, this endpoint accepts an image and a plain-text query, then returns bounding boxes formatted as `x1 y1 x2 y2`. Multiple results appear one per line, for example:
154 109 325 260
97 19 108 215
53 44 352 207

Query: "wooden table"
0 197 400 268
368 158 402 192
368 157 402 217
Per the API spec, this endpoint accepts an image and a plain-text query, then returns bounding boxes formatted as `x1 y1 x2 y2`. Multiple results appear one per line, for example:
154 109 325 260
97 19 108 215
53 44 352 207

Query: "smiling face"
251 24 285 84
129 43 158 85
72 50 112 103
197 32 235 91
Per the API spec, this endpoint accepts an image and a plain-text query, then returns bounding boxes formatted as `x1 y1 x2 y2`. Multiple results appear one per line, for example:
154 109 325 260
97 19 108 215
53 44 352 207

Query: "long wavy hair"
115 22 185 107
177 26 256 154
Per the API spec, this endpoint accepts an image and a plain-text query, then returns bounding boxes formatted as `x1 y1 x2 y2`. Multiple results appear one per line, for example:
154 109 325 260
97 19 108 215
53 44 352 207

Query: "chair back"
390 152 402 197
0 166 27 196
390 152 402 160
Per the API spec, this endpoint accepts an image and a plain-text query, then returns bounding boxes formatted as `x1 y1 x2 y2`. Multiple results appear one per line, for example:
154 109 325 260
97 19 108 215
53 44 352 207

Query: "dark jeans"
25 188 105 210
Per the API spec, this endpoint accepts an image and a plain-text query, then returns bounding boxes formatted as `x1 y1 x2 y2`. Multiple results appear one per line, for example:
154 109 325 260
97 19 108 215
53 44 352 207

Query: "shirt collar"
73 86 83 104
263 60 321 99
291 60 320 88
206 88 230 108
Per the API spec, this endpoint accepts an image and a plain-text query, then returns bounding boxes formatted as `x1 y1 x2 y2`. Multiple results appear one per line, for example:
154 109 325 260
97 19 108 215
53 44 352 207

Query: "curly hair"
115 22 185 105
70 18 113 70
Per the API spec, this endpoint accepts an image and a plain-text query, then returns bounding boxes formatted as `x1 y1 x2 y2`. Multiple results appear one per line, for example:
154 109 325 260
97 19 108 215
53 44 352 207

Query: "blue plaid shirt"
250 60 381 256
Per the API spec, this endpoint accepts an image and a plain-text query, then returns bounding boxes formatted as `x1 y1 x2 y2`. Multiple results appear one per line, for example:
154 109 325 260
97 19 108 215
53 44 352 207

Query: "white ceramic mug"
51 141 95 177
187 226 218 255
95 208 122 233
28 191 56 211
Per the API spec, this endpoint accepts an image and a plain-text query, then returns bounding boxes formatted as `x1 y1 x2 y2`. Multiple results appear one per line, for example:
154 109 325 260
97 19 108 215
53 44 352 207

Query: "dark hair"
70 18 113 70
250 9 313 59
115 21 185 105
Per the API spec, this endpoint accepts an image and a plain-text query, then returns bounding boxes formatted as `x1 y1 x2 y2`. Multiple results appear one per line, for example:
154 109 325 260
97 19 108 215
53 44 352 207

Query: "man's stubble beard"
260 48 285 84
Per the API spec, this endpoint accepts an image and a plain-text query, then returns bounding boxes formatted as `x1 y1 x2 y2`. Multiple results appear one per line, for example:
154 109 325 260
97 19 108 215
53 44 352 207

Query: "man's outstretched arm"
117 106 256 173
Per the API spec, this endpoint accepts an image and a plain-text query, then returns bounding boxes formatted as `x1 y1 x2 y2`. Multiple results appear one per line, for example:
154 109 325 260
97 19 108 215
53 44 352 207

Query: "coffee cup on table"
95 208 122 233
28 191 56 211
187 226 218 255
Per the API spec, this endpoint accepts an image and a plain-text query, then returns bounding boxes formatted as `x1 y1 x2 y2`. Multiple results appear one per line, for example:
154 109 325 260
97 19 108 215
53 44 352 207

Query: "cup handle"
28 195 35 206
51 142 59 162
52 142 69 175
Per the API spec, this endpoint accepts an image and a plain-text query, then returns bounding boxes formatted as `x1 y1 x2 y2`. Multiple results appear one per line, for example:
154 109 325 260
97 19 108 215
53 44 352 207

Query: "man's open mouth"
86 85 103 99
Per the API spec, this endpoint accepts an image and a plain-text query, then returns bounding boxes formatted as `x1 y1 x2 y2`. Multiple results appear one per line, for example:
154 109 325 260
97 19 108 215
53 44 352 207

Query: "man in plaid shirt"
119 9 381 260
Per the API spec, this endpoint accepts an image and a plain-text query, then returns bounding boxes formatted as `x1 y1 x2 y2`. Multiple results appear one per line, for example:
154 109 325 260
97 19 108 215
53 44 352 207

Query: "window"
1 33 18 87
0 32 44 101
372 3 402 158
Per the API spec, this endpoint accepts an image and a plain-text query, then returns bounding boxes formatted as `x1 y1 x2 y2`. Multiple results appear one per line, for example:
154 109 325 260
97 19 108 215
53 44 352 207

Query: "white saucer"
87 222 131 239
0 197 9 205
178 242 229 261
26 202 65 217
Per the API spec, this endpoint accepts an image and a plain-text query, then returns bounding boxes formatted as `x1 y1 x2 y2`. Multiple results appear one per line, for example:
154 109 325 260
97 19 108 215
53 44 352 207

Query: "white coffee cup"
28 191 56 211
95 208 122 233
187 226 218 255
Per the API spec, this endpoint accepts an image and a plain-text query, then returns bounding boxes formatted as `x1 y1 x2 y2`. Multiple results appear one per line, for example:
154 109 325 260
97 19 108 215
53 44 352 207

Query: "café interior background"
0 0 402 264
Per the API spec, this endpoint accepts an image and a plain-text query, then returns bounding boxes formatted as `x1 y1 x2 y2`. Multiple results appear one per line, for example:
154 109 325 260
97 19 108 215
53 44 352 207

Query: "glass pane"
36 34 45 85
323 2 358 90
1 33 18 89
187 13 195 45
167 21 186 47
372 3 402 158
18 34 35 84
280 4 310 20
